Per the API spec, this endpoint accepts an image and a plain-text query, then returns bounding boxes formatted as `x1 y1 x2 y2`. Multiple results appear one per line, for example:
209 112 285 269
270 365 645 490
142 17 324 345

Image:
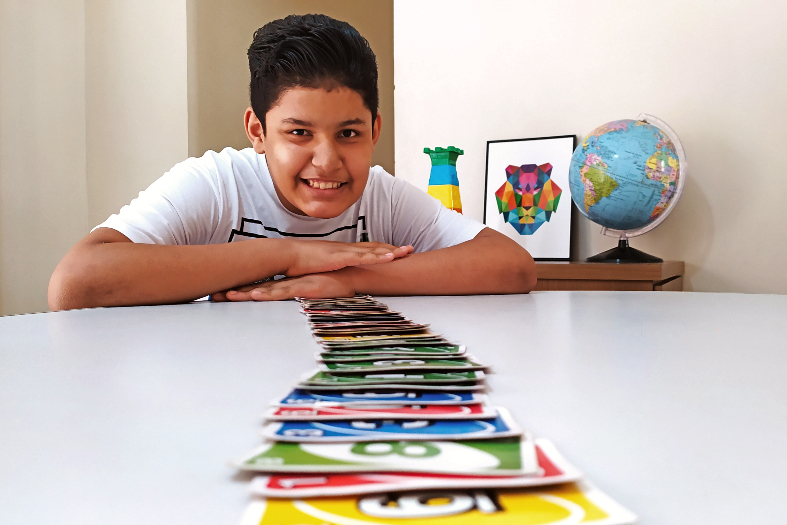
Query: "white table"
2 292 786 524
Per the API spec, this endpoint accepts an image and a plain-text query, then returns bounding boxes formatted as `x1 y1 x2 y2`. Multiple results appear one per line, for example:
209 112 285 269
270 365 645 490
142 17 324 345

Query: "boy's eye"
289 129 308 136
340 129 359 138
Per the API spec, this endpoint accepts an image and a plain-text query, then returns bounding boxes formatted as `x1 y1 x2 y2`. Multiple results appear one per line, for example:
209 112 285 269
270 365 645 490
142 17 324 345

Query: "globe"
568 114 687 262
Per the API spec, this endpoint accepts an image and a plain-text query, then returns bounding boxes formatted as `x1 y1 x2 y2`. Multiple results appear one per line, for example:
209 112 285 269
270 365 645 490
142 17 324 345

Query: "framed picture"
484 135 575 261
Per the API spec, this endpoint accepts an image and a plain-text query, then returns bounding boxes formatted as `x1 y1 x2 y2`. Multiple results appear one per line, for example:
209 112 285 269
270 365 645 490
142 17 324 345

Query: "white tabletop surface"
2 291 787 524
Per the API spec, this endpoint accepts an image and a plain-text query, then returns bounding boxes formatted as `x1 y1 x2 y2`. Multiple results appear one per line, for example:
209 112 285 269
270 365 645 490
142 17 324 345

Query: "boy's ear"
372 111 382 147
245 107 265 154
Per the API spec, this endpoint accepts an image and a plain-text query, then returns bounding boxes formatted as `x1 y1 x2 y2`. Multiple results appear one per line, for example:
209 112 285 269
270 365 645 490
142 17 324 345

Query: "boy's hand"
213 272 354 302
284 240 412 276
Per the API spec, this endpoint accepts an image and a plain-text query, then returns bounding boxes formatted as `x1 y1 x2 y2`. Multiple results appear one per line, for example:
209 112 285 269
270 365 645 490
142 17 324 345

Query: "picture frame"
484 135 576 261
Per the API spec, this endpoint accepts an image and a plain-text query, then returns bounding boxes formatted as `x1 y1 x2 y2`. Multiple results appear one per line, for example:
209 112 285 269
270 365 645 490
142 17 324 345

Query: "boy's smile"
245 86 381 218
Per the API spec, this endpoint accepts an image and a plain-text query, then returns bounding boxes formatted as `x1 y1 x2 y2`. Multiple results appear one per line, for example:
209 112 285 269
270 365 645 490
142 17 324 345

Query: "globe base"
587 239 663 263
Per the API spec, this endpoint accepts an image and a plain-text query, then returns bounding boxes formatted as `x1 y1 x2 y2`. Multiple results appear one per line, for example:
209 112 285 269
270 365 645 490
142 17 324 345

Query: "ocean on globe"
568 118 682 233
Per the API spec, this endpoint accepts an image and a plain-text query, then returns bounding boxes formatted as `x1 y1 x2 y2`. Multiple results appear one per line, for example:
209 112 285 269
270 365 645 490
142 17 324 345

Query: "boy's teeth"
308 180 341 189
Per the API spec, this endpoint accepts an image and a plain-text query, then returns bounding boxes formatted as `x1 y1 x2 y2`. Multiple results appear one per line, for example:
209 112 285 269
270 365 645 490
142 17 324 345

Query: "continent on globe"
643 131 679 220
578 153 618 211
495 163 561 235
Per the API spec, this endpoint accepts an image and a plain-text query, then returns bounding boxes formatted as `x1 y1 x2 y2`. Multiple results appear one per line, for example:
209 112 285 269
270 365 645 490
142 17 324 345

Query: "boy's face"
245 86 381 218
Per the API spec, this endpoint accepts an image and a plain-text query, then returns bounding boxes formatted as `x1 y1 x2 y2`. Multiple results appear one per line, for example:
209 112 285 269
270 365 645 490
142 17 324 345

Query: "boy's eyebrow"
279 118 367 127
337 118 367 127
281 118 313 126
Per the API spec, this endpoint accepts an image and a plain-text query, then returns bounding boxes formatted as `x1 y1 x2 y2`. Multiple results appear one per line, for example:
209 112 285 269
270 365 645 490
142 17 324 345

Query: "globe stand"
587 239 663 263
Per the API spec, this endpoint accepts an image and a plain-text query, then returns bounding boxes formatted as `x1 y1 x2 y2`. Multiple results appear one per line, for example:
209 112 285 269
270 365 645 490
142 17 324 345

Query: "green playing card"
235 435 537 476
319 358 488 373
318 346 466 360
301 370 484 386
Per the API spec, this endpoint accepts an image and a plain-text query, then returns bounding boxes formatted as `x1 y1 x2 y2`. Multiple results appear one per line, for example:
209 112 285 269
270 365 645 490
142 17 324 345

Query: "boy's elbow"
48 259 94 311
515 250 538 294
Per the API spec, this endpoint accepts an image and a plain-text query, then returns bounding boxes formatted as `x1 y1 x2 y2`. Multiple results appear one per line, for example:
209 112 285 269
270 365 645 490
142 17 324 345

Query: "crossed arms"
48 227 536 310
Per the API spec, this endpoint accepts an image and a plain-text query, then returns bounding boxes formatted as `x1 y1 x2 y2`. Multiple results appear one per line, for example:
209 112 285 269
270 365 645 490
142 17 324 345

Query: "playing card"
309 320 426 329
238 481 637 525
261 407 522 442
318 357 487 373
317 333 445 343
312 326 432 336
303 309 402 317
302 299 388 307
307 315 408 324
264 402 498 421
272 389 488 406
319 338 452 350
297 295 378 303
300 370 485 386
317 346 466 360
234 435 538 476
296 382 487 392
249 438 581 497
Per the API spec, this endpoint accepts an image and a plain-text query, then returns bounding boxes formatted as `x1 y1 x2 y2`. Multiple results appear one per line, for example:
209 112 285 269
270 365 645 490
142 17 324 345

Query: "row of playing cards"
233 296 636 524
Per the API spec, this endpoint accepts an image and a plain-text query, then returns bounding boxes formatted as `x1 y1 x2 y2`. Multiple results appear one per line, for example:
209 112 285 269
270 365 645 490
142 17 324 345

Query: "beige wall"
0 0 189 315
85 0 189 228
394 0 787 293
188 0 395 173
0 0 89 316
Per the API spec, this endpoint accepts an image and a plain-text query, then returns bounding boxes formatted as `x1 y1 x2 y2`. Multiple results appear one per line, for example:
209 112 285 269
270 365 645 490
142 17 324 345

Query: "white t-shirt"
97 148 485 252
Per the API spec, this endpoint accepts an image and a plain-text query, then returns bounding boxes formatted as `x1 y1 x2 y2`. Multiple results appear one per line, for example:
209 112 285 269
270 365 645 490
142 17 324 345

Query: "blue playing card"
274 389 486 406
262 407 522 442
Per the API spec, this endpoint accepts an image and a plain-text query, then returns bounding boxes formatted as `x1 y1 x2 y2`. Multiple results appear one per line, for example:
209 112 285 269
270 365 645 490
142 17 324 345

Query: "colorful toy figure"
424 146 463 213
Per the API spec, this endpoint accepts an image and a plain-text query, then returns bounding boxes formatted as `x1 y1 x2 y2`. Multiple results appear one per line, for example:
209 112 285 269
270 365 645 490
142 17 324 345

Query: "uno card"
238 481 637 525
300 370 485 386
319 332 441 341
307 316 408 325
296 382 487 392
317 334 447 346
272 389 488 406
309 320 426 329
312 326 432 336
303 309 402 317
318 357 487 373
235 435 538 476
264 402 498 421
261 407 522 442
317 346 466 360
297 294 375 301
320 340 453 351
319 341 454 352
319 336 453 346
301 302 389 311
297 295 379 304
249 438 582 497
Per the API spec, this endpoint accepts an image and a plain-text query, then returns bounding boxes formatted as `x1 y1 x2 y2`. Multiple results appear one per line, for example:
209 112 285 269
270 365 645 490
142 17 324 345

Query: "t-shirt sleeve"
389 177 486 252
94 155 226 245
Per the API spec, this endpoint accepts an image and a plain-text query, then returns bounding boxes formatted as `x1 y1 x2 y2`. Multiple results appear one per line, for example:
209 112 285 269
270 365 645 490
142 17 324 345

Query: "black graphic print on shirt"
228 216 369 243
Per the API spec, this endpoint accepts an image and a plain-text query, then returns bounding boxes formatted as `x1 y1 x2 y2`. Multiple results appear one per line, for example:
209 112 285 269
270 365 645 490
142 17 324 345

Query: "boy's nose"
311 138 342 173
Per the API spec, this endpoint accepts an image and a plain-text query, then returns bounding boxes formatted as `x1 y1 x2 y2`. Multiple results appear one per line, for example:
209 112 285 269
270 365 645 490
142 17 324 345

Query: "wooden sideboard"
535 261 684 291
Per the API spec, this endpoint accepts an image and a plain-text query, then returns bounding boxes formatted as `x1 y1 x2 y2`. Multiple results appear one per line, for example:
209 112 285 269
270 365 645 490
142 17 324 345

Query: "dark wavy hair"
248 14 379 134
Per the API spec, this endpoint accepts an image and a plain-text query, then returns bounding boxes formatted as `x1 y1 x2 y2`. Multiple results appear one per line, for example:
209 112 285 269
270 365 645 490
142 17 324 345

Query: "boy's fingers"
210 291 229 301
392 245 414 258
345 245 413 265
225 290 253 301
338 250 393 268
251 283 294 301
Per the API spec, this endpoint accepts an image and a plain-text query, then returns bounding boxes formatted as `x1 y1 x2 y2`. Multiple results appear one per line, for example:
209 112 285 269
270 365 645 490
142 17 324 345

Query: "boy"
48 14 536 311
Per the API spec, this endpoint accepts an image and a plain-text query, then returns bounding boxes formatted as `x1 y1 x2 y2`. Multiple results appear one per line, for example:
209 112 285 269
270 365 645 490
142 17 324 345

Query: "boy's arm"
219 227 537 301
47 228 413 310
